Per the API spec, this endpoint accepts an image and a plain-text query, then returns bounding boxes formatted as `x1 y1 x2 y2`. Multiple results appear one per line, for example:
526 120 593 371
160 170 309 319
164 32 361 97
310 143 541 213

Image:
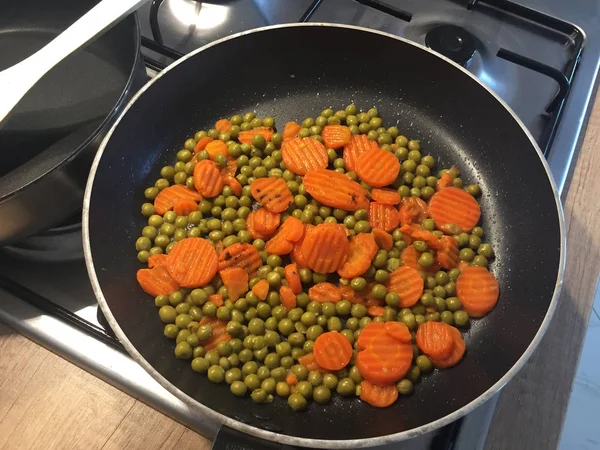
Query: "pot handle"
211 426 299 450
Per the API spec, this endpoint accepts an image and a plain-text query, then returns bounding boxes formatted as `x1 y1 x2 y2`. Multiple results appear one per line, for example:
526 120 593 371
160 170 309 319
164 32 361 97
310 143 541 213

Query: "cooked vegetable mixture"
135 105 499 410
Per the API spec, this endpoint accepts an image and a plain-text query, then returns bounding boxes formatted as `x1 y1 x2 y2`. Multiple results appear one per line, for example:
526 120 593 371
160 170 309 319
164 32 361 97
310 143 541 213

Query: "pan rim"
83 22 566 448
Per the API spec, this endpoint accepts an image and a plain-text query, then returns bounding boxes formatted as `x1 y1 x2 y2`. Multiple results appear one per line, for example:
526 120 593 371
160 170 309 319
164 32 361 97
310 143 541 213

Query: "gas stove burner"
425 24 477 67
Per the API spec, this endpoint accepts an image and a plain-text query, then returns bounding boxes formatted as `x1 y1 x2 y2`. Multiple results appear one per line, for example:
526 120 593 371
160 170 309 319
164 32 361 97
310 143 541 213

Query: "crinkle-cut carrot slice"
205 140 229 160
290 224 313 268
301 223 349 273
198 317 231 350
371 188 401 205
367 305 385 317
284 263 302 294
218 243 262 276
238 127 274 145
429 187 481 232
456 266 499 317
436 235 460 270
247 208 280 240
313 331 353 371
355 147 400 188
220 159 237 178
384 321 412 344
250 177 293 213
398 197 429 226
222 175 242 196
308 282 342 303
173 198 198 216
165 238 218 288
147 253 168 269
416 321 454 360
208 293 224 307
436 172 453 191
399 223 440 248
251 279 269 300
219 267 249 301
372 228 393 251
386 266 425 308
369 202 400 232
430 325 466 369
193 160 223 198
137 265 180 297
215 118 232 132
321 125 352 150
194 136 213 154
343 134 379 173
401 246 441 275
356 321 386 351
279 285 297 310
360 380 398 408
337 233 378 279
283 121 302 140
298 353 329 373
265 216 304 256
153 184 202 215
356 332 412 385
281 137 329 175
303 169 370 211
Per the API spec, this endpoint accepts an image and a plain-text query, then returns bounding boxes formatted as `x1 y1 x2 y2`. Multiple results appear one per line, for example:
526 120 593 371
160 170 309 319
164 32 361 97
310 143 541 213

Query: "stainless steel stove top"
1 0 599 448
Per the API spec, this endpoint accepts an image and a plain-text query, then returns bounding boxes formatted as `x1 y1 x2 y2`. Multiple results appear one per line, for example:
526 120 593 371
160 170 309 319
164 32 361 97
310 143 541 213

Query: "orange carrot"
237 127 274 145
356 322 386 351
281 137 328 175
251 279 270 301
356 331 412 385
173 198 198 216
399 223 440 248
456 266 499 317
215 118 232 132
372 228 393 251
246 213 269 241
308 282 342 303
153 185 202 215
355 147 401 188
338 284 356 301
220 159 237 178
284 263 302 294
285 373 299 386
219 267 249 301
247 208 281 240
367 305 385 317
198 318 231 350
147 253 168 268
193 160 223 198
313 331 353 371
337 233 378 279
250 177 293 213
369 202 400 232
436 235 460 270
384 321 412 344
290 224 313 268
205 140 229 160
137 265 180 297
343 134 379 173
415 321 454 360
360 380 398 408
436 172 453 191
428 187 481 232
303 169 370 211
321 125 352 150
298 353 327 373
165 238 218 288
222 175 242 196
279 285 297 310
386 266 424 308
401 246 441 275
398 197 429 226
282 121 302 140
193 136 213 154
301 223 349 273
371 188 401 205
265 216 304 255
208 293 224 307
430 325 466 369
218 243 262 276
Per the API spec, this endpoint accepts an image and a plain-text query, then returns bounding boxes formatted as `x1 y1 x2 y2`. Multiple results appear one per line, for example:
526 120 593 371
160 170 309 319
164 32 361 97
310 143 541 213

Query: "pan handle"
211 426 299 450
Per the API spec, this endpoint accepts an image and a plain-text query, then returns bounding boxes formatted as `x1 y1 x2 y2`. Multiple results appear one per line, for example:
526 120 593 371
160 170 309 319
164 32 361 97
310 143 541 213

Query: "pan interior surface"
87 26 561 442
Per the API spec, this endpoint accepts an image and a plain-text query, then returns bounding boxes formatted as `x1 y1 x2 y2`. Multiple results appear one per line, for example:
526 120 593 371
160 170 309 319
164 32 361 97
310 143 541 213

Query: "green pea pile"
136 104 494 411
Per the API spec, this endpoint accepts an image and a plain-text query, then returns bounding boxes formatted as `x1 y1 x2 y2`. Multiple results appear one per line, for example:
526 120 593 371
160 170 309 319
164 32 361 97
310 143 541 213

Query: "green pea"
415 355 433 373
374 269 389 283
413 240 428 253
350 277 367 291
418 252 435 267
327 317 342 332
335 300 352 316
351 303 368 319
306 325 324 341
478 243 494 258
336 378 355 396
159 306 177 323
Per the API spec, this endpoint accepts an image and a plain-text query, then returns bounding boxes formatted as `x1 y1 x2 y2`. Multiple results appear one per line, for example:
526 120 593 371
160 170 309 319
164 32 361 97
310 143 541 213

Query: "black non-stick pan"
83 24 565 448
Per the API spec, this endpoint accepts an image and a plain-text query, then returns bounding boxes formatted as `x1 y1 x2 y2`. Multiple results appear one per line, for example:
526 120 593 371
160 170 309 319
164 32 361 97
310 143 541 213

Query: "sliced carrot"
280 285 297 310
147 253 168 269
153 185 202 216
356 322 386 351
237 127 274 145
371 188 401 205
199 318 231 350
399 224 440 248
343 134 379 173
398 197 429 226
321 125 352 150
218 243 262 276
384 321 412 344
222 175 242 196
220 159 237 178
429 187 481 232
282 121 302 140
355 148 401 188
337 233 378 279
281 137 329 175
338 284 356 301
298 353 327 373
401 246 441 275
303 169 370 211
136 265 180 297
265 216 304 255
360 380 398 408
430 326 466 369
246 213 269 240
386 266 425 308
356 332 412 385
165 238 218 288
251 279 270 301
313 331 353 371
284 263 302 294
285 373 299 386
173 198 198 216
194 136 213 154
367 305 385 317
436 172 453 191
436 235 460 270
372 228 393 251
369 202 400 232
301 223 349 273
250 177 293 213
215 118 232 132
290 224 313 268
208 293 224 307
416 321 454 360
246 208 281 241
193 160 223 198
205 140 229 160
219 267 249 301
456 266 499 317
308 282 342 303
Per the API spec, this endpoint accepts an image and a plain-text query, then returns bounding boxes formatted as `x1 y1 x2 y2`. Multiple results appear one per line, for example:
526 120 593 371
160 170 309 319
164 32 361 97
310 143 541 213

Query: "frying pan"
83 24 565 448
